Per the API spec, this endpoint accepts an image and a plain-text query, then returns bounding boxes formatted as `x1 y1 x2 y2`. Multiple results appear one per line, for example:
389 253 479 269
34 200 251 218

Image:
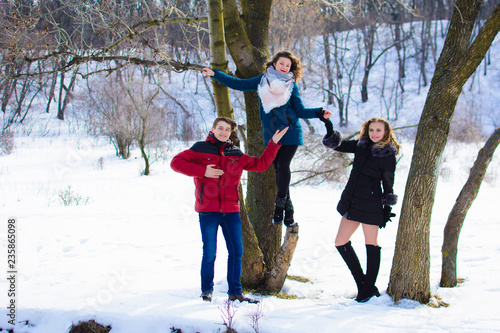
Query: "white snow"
1 22 500 333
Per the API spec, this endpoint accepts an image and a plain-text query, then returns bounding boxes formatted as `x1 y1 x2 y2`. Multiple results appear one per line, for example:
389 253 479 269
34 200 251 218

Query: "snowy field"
1 20 500 333
0 112 499 333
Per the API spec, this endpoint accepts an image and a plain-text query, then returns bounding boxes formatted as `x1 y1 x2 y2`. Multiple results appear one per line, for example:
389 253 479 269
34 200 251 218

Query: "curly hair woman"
203 51 332 227
321 116 401 302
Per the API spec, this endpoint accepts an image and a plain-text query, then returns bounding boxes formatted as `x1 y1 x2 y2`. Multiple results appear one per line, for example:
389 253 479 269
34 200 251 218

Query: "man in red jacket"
171 116 287 303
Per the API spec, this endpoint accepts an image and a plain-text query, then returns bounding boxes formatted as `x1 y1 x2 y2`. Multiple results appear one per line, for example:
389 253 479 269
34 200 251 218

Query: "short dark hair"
213 117 237 131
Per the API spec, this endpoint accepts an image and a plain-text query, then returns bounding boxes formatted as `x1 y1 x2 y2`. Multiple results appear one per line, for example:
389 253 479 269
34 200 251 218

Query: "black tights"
272 145 298 199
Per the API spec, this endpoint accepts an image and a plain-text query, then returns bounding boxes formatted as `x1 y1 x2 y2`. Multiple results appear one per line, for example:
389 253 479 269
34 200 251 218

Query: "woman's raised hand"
272 127 289 144
323 109 333 119
202 68 215 76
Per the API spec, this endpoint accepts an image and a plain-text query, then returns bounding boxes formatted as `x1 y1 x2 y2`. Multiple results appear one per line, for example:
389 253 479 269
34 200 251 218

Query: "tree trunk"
207 0 233 120
238 185 265 286
244 90 281 271
12 79 30 123
360 24 375 103
139 118 150 176
208 0 267 286
323 33 334 105
57 71 66 120
58 69 78 121
221 0 299 291
360 68 370 103
394 20 406 93
46 71 58 114
440 128 500 287
419 17 430 87
265 224 299 293
388 0 500 303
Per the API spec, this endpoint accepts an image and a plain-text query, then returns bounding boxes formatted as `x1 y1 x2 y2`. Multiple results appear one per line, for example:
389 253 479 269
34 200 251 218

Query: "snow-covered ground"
1 19 500 333
0 111 499 332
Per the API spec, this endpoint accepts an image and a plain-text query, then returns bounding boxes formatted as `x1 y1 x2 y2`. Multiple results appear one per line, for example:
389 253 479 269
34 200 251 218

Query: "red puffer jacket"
171 133 280 213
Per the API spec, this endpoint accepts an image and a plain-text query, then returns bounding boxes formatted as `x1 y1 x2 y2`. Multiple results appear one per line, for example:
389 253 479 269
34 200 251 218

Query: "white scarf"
257 66 293 113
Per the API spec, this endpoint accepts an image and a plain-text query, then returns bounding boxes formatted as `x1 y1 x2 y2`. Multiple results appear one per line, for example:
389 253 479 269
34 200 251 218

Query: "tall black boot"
273 194 287 224
284 196 295 227
336 241 365 296
356 244 381 303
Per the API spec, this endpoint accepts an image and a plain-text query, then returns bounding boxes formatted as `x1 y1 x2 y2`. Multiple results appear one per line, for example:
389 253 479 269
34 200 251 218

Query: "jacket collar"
206 132 233 149
358 138 397 157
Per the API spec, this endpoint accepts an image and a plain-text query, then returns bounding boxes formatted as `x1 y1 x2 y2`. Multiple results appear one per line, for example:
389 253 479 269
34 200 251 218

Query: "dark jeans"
198 212 243 296
272 144 298 198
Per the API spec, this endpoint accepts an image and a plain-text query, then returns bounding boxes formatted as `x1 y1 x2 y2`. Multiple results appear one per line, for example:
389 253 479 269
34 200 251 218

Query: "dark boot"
284 196 295 227
336 241 365 296
228 294 259 304
273 195 287 224
200 291 213 302
356 244 381 303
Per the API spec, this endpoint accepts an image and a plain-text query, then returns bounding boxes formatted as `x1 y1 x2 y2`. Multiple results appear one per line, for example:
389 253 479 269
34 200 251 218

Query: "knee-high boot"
336 241 365 296
356 244 381 303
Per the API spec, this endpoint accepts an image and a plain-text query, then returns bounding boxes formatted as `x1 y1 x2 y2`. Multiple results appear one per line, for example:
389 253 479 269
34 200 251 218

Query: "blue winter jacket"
212 70 323 145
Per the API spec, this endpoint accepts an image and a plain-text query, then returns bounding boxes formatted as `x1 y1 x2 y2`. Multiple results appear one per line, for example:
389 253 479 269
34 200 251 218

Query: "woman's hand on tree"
202 68 214 76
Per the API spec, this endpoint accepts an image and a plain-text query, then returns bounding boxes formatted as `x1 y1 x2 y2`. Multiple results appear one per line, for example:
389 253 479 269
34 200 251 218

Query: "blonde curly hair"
359 118 401 154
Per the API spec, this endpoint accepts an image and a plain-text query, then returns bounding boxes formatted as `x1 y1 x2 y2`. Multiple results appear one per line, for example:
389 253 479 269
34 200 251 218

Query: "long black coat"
323 131 398 226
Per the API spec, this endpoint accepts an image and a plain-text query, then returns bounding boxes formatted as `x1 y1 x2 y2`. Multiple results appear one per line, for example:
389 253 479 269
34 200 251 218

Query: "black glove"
380 206 396 229
318 110 334 136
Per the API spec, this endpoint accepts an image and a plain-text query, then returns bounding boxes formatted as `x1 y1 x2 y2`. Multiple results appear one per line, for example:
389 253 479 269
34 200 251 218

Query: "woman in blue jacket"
202 51 332 226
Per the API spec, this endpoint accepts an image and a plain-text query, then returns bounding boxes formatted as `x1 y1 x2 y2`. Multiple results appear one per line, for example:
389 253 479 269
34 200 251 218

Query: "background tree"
78 69 171 175
440 127 500 287
79 73 135 159
387 0 500 303
124 75 170 176
2 0 209 78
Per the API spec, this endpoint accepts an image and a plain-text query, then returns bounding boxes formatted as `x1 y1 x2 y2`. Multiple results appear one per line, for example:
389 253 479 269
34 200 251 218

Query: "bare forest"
2 0 496 134
1 0 499 307
2 0 497 172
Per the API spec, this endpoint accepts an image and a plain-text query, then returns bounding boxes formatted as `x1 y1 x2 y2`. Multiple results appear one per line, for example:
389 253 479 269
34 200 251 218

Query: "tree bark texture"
207 0 266 286
221 0 298 291
440 128 500 287
323 33 335 105
388 0 500 303
207 0 233 119
238 185 265 286
244 90 282 271
264 224 299 293
360 24 375 103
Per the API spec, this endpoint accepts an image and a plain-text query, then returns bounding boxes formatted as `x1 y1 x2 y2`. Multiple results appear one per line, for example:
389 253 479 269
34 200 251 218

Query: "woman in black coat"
321 116 400 302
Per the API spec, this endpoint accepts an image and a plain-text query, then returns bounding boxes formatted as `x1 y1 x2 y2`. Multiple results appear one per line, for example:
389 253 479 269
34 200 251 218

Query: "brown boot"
228 294 260 304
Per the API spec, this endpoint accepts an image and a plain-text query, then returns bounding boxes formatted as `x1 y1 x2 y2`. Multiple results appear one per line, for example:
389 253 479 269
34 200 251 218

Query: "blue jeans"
198 212 244 296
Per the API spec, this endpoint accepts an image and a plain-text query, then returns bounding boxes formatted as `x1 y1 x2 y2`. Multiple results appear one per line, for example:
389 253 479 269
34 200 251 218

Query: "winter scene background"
1 5 500 333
